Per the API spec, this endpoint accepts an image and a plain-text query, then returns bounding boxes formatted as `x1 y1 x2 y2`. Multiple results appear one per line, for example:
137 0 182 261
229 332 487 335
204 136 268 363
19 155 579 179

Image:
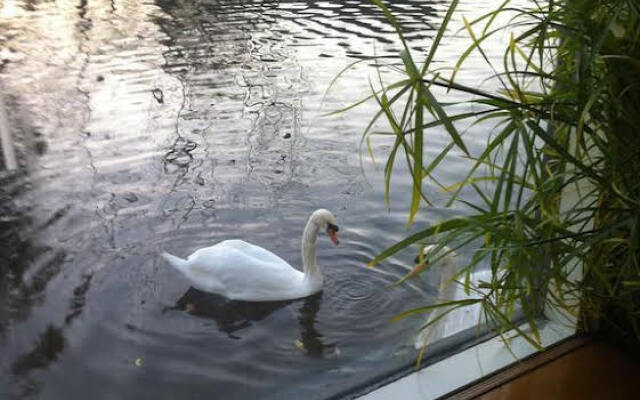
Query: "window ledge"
356 320 574 400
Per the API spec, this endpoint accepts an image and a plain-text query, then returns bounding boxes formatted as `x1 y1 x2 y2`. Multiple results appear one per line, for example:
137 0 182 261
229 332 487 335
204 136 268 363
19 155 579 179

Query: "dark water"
0 0 496 399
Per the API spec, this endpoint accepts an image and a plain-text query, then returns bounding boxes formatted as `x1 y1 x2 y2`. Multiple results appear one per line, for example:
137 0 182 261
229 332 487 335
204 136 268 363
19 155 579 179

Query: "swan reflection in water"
168 287 338 358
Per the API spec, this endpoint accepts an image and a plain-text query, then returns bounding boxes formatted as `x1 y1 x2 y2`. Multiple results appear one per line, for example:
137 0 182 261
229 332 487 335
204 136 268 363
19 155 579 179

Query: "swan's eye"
327 223 339 232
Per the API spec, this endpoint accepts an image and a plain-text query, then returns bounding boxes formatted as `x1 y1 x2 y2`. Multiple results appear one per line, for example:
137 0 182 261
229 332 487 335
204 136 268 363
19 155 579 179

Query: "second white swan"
161 209 339 301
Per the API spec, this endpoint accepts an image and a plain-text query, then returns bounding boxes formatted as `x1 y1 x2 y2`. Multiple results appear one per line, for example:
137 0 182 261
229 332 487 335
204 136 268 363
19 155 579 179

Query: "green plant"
332 0 640 358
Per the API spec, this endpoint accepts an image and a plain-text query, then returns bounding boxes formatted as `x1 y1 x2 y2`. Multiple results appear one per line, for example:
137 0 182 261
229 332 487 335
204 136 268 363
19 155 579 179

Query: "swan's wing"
209 240 293 268
187 240 295 275
184 240 305 300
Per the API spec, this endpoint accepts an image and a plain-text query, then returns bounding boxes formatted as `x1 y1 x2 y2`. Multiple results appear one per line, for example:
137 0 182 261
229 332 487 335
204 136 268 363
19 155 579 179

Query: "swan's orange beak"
328 230 339 245
409 261 429 277
327 224 340 245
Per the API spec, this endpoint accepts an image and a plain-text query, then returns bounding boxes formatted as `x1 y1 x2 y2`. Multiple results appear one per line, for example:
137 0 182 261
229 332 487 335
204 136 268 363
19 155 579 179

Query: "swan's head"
311 209 340 245
414 245 457 272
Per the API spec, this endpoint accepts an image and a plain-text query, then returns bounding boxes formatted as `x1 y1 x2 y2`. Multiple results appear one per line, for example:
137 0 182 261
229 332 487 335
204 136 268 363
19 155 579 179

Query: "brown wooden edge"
440 336 590 400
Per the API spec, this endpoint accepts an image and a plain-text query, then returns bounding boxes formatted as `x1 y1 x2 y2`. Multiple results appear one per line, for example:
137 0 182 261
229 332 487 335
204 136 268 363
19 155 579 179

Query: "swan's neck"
301 219 322 282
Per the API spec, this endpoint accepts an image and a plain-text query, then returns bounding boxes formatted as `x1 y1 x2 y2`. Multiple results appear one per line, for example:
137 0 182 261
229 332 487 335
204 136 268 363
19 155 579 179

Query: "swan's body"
162 240 318 301
414 245 462 349
161 209 339 302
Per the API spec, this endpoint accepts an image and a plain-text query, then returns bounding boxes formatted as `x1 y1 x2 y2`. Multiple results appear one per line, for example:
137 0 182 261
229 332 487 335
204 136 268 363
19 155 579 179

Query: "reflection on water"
296 293 335 358
170 288 335 357
170 287 294 340
0 0 494 398
11 325 65 377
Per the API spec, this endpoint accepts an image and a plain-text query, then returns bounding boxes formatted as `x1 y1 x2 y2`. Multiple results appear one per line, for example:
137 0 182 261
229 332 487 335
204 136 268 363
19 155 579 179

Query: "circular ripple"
316 252 431 350
326 269 394 313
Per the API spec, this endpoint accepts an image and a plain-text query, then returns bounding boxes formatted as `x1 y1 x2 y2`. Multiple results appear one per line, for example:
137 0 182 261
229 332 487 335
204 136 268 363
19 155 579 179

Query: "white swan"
161 209 339 302
413 245 462 349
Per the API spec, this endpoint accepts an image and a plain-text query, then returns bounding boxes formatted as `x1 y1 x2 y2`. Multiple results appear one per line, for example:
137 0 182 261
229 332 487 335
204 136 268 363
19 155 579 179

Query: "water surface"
0 0 497 398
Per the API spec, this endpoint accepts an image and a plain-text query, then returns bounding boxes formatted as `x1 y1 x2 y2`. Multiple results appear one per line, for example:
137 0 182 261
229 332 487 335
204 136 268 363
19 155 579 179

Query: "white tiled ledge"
357 320 574 400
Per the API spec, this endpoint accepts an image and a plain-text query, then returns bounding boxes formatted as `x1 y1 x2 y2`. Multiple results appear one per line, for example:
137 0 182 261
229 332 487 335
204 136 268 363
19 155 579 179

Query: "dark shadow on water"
10 325 65 376
296 291 338 358
6 272 94 397
170 287 293 338
0 171 68 338
168 288 337 357
8 324 65 398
